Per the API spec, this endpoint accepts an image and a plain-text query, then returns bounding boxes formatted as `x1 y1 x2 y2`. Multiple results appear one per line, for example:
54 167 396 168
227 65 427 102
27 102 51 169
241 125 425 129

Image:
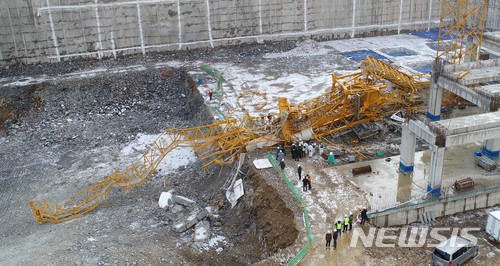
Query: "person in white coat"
308 143 315 158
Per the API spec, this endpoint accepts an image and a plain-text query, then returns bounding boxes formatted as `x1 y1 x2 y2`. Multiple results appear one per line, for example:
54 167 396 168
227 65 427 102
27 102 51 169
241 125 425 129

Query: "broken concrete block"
173 221 186 233
196 209 208 221
172 195 196 208
158 190 175 209
184 209 201 230
194 221 211 242
171 205 184 214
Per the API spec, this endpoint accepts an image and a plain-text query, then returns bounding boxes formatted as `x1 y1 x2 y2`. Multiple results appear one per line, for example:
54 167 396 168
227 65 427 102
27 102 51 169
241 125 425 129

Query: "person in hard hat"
280 159 285 171
328 152 336 164
336 220 342 237
344 216 349 232
307 174 312 190
302 176 309 192
361 207 368 224
275 146 280 161
277 148 285 162
325 230 332 248
291 143 297 161
302 142 308 158
333 229 339 249
208 90 213 101
349 212 354 231
298 139 304 158
308 142 315 158
319 143 324 158
297 164 302 181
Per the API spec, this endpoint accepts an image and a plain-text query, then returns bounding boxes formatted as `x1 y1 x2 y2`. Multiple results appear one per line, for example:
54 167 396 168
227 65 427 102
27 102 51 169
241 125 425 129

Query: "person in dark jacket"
361 208 368 224
302 177 308 192
325 231 332 248
279 159 285 171
333 229 339 249
349 212 354 230
291 144 297 161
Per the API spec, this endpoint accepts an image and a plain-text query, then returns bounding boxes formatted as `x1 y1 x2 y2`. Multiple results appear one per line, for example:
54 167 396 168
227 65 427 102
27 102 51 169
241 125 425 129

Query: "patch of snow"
209 235 226 247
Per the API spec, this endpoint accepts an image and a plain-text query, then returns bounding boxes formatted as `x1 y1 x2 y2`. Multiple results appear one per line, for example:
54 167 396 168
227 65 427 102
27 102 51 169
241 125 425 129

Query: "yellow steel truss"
437 0 488 64
30 59 433 224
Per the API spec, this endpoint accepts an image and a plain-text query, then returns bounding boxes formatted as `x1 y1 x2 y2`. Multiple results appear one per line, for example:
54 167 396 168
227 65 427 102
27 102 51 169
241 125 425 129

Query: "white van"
431 235 478 266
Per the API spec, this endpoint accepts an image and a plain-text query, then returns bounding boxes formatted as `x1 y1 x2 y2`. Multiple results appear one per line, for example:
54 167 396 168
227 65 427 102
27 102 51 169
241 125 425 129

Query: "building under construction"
1 0 500 265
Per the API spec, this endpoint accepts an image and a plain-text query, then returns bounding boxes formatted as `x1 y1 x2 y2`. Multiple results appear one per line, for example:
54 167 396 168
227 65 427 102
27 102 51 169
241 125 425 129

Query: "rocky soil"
0 41 301 265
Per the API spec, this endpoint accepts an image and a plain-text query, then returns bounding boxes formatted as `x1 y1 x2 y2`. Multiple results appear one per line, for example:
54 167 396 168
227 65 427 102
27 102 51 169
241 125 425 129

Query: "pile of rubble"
158 190 220 242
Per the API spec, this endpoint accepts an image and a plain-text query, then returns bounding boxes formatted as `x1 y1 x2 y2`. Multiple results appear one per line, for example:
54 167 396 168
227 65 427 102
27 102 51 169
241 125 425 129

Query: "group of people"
290 140 325 161
325 213 353 249
325 208 370 249
296 164 313 192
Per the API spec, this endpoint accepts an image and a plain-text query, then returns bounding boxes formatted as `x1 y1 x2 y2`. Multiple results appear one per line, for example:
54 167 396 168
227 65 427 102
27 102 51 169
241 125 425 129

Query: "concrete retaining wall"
486 0 500 31
370 187 500 227
1 0 499 65
0 0 443 65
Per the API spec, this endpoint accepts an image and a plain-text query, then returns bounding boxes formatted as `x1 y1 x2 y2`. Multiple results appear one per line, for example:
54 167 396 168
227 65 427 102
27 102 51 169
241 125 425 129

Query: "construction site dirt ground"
1 33 500 265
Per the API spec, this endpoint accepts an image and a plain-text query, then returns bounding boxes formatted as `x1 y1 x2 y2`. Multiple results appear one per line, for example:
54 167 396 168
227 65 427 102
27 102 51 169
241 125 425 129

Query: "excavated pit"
0 61 298 265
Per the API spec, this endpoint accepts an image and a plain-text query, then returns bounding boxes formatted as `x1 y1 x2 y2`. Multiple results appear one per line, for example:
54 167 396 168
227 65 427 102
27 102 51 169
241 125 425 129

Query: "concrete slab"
336 142 499 213
253 158 273 169
194 221 210 242
446 66 500 86
226 178 244 208
172 195 197 208
430 111 500 147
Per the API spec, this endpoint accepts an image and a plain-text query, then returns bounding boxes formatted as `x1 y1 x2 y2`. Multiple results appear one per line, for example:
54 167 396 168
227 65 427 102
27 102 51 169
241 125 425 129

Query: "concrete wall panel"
465 196 475 211
0 0 499 64
407 209 418 224
486 192 500 207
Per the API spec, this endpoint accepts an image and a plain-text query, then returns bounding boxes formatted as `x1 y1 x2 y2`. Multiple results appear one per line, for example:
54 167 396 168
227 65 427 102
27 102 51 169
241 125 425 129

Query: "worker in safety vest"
302 142 308 158
336 220 342 237
344 216 349 232
328 152 336 164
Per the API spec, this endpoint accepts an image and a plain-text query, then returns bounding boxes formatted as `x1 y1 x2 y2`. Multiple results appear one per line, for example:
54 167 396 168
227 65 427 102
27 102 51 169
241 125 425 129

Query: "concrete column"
397 172 412 203
427 79 443 121
483 138 500 159
428 147 445 197
399 124 416 172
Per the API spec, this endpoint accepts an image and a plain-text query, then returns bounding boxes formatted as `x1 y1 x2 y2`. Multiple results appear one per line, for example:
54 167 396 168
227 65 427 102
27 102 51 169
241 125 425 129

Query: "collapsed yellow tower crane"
437 0 489 64
30 57 432 224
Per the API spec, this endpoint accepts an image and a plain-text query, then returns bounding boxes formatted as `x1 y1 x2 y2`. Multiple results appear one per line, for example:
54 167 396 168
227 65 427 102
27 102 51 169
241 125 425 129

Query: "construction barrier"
200 64 224 102
210 106 227 120
267 153 314 266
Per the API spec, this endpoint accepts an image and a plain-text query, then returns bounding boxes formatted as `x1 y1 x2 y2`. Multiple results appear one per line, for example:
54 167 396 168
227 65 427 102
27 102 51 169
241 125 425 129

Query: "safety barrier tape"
267 152 313 266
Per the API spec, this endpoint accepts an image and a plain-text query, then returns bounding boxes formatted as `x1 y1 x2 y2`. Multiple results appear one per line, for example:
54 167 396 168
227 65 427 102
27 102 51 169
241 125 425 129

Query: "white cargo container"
485 210 500 242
